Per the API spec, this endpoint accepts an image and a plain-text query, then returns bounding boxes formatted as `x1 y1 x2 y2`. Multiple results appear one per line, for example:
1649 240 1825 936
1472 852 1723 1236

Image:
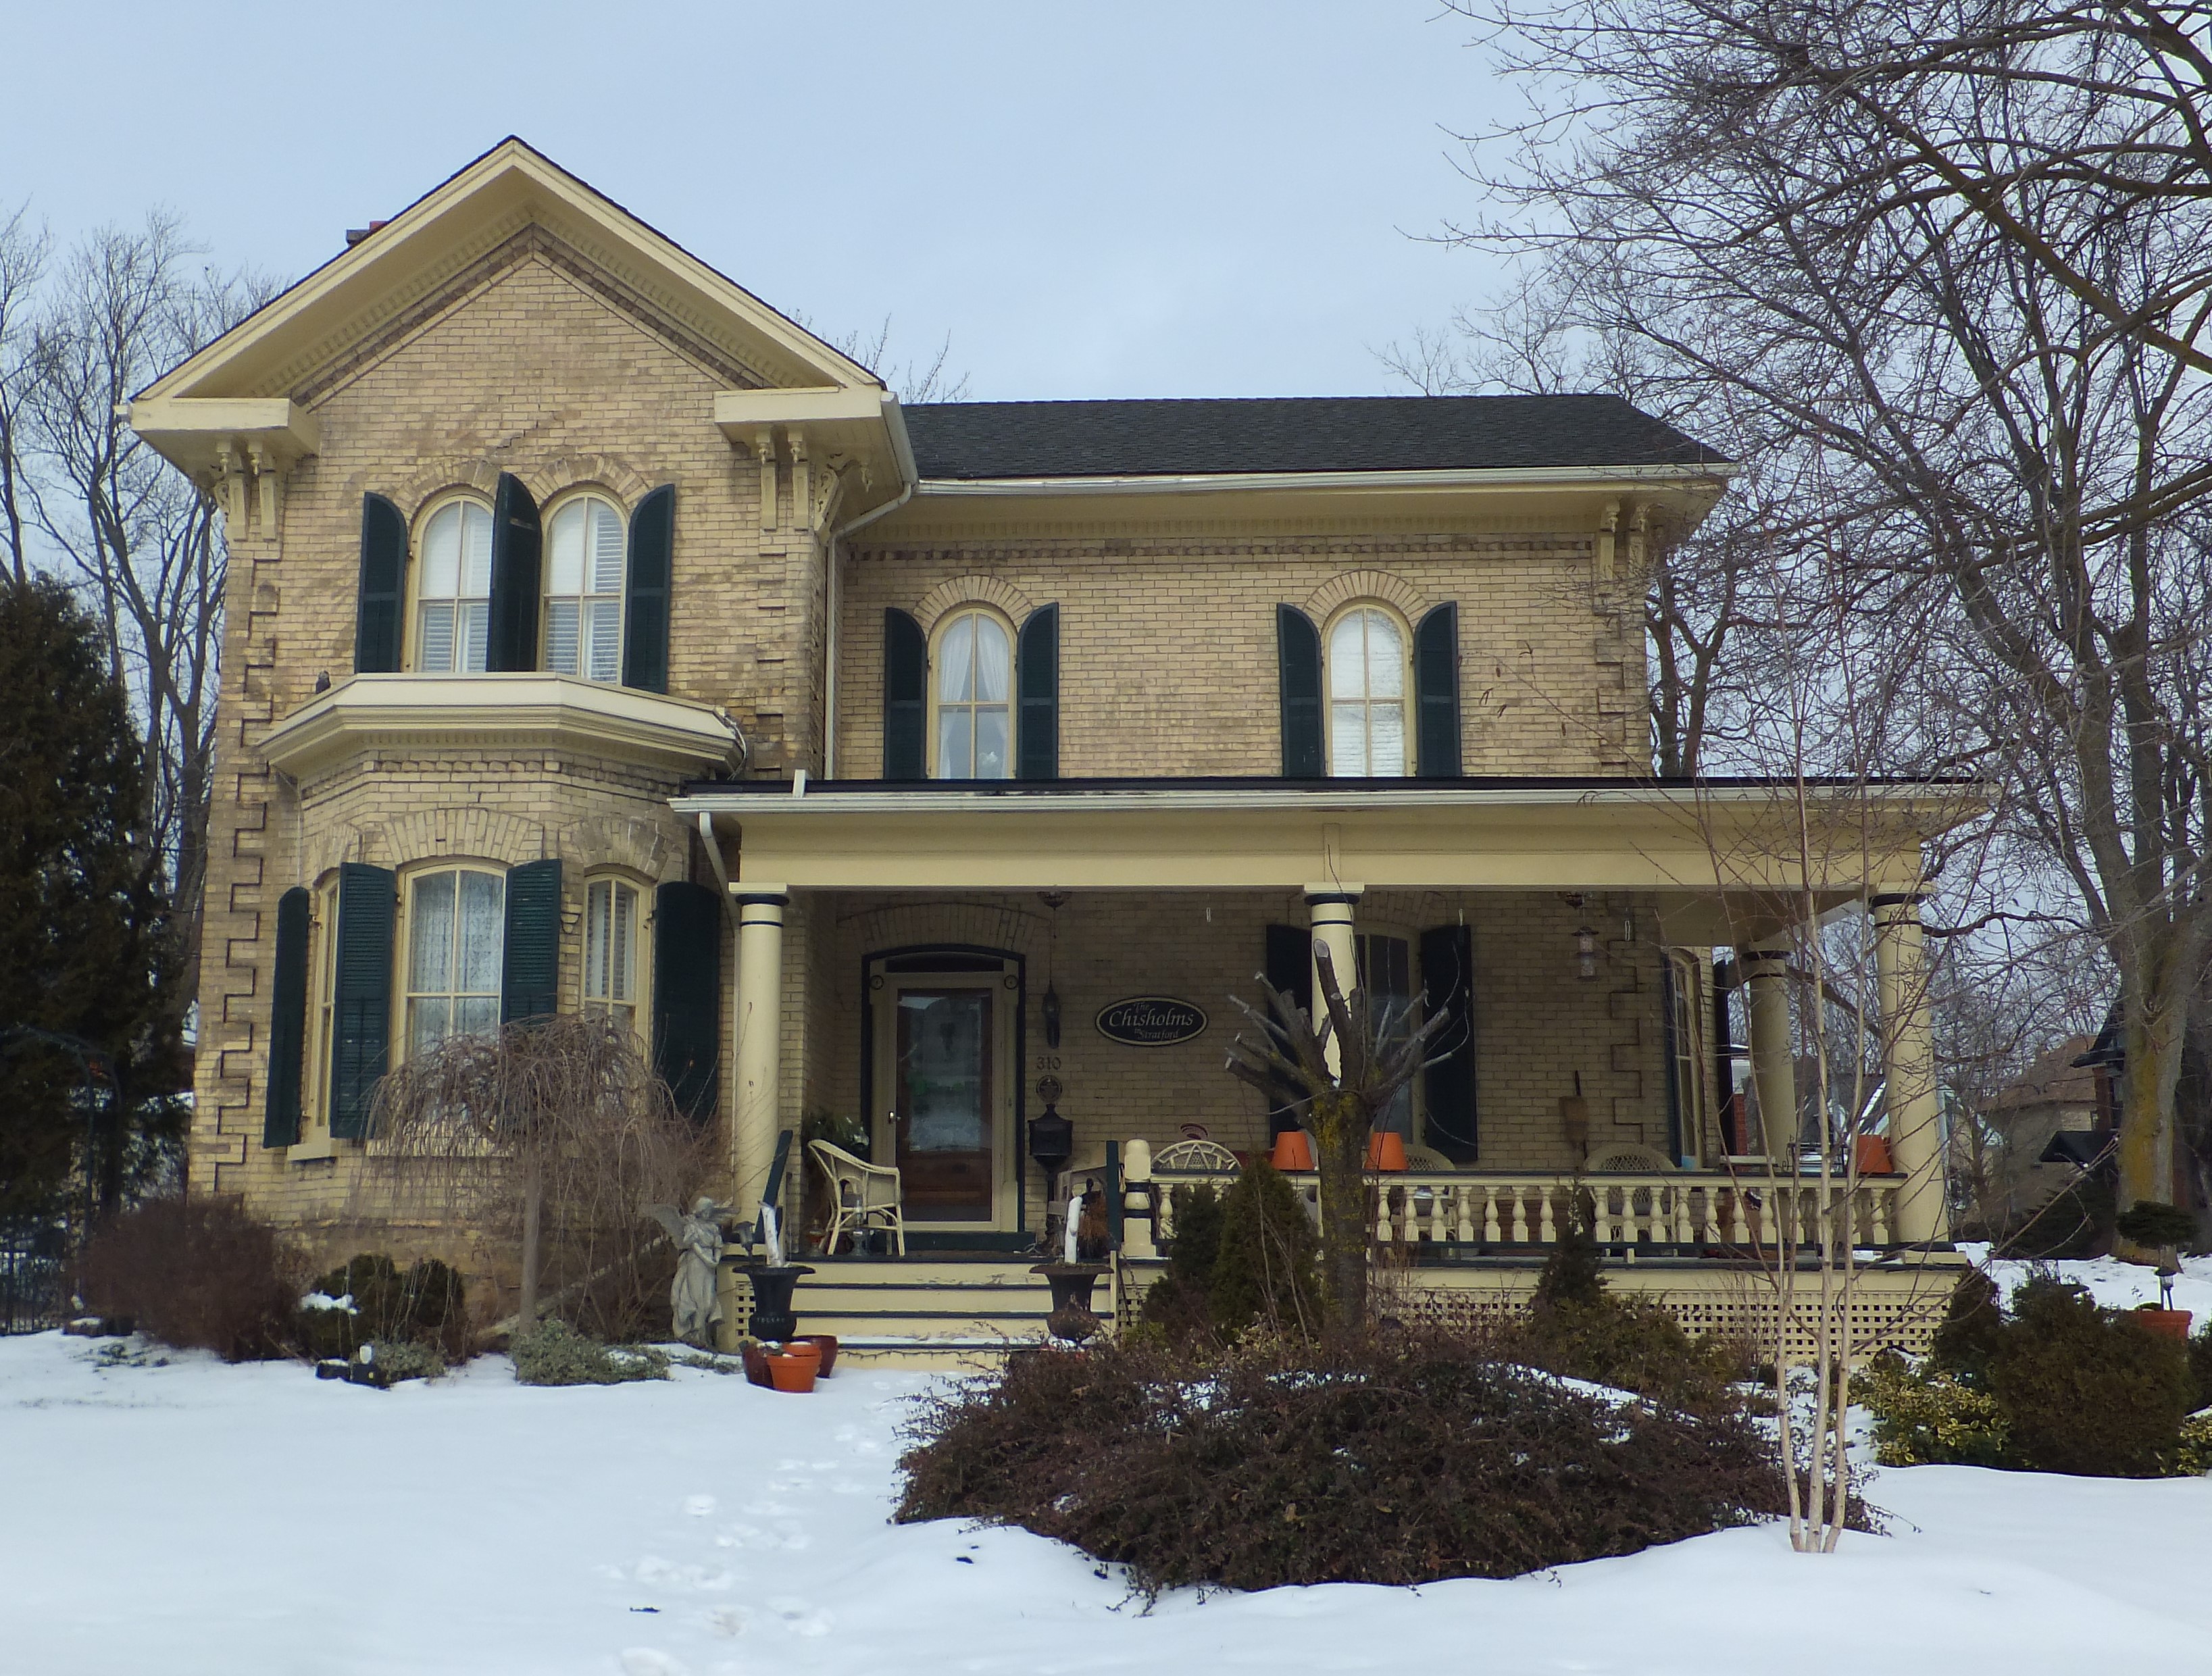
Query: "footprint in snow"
705 1606 749 1639
630 1557 734 1592
619 1650 690 1676
683 1494 716 1518
765 1598 833 1638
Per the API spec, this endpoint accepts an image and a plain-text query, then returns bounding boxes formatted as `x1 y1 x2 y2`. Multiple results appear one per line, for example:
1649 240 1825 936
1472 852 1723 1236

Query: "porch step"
830 1336 1043 1372
755 1258 1061 1364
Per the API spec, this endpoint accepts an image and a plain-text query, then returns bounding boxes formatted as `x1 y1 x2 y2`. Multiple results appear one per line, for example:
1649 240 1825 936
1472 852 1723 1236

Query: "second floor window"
406 867 505 1054
1328 607 1407 776
545 494 626 682
936 609 1012 779
416 500 494 673
584 876 638 1032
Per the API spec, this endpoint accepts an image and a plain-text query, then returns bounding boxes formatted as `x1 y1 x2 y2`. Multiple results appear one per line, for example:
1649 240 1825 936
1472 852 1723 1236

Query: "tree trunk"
518 1152 544 1331
1309 1090 1368 1335
2116 986 2184 1260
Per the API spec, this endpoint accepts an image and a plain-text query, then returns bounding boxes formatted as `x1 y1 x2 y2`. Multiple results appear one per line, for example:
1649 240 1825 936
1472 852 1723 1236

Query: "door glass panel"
895 988 994 1221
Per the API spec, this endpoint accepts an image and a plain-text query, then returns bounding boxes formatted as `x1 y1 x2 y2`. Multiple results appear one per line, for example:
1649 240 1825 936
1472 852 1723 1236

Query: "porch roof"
674 776 1982 938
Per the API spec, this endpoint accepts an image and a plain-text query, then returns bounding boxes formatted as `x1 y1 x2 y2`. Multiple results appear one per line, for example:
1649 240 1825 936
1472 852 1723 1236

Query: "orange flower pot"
790 1334 838 1377
778 1339 822 1373
2134 1307 2192 1342
1365 1131 1409 1172
767 1354 818 1393
1270 1130 1315 1171
1853 1135 1896 1175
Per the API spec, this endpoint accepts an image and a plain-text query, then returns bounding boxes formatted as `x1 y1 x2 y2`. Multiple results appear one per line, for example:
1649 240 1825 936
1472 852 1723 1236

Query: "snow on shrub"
509 1319 668 1386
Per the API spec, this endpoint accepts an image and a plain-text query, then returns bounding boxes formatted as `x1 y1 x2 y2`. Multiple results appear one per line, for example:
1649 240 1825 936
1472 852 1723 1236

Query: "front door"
894 987 995 1221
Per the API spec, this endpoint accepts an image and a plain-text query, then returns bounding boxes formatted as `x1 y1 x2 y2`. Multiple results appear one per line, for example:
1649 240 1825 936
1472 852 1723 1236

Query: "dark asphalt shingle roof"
900 395 1726 480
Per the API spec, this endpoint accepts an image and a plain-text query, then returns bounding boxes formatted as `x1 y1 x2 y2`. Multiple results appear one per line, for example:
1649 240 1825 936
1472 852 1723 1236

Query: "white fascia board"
911 461 1738 499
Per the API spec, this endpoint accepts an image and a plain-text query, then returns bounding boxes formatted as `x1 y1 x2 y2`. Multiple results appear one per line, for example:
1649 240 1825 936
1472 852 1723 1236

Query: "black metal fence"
1 1221 68 1334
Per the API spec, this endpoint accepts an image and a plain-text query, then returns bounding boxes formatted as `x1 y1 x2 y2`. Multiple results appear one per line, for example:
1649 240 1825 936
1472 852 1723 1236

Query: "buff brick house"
130 140 1970 1360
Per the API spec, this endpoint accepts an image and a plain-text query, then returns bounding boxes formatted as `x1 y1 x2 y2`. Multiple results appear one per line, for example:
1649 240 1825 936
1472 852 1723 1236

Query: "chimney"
344 220 391 247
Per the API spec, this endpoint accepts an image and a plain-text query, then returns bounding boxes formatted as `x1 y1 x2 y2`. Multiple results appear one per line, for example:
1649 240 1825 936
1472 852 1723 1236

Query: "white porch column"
1873 894 1948 1244
1305 886 1363 1075
1741 949 1798 1161
732 888 788 1213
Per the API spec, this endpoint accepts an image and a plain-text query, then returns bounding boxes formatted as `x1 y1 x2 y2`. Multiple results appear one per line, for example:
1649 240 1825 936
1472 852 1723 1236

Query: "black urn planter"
1030 1261 1109 1345
743 1263 815 1344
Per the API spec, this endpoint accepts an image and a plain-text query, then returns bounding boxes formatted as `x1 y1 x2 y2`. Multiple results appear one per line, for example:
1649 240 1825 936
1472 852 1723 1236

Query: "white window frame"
542 491 628 683
409 494 496 674
1323 603 1413 778
398 864 507 1061
582 873 646 1036
928 606 1017 780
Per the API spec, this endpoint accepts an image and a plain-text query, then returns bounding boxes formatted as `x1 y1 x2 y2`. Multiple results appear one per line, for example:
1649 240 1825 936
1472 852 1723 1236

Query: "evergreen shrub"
296 1253 470 1361
897 1331 1792 1592
510 1318 669 1386
75 1196 299 1361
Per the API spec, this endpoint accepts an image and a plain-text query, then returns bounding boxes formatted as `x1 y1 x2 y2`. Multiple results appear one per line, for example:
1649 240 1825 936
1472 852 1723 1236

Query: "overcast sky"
1 1 1513 401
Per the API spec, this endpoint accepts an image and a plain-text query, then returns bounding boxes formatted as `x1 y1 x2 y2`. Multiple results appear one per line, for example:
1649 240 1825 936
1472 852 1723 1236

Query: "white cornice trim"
261 673 745 780
911 462 1738 500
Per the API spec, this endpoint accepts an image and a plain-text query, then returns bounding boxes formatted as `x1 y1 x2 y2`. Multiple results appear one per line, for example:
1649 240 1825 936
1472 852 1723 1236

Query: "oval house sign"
1095 996 1208 1047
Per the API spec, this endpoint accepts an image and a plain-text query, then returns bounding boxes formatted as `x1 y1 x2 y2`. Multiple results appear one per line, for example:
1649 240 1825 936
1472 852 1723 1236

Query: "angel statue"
645 1196 731 1344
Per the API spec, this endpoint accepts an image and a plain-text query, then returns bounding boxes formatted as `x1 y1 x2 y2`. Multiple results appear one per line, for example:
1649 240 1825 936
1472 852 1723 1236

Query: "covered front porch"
682 778 1969 1358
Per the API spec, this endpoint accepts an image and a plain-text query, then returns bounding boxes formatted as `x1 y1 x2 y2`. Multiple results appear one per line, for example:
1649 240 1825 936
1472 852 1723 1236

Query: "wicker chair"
808 1139 906 1256
1151 1138 1241 1174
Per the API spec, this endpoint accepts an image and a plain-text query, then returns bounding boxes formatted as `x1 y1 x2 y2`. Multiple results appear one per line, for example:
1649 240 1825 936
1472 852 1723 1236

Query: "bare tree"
0 203 48 588
24 214 271 977
1450 0 2212 1258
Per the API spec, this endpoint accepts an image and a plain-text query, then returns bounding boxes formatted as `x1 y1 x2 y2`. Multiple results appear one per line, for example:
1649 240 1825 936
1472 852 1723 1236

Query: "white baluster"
1594 1186 1616 1245
1538 1186 1557 1244
1729 1188 1749 1245
1482 1186 1501 1244
1510 1187 1530 1244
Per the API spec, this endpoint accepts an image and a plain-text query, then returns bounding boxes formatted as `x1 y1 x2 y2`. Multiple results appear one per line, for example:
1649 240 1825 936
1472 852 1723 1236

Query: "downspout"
821 392 919 780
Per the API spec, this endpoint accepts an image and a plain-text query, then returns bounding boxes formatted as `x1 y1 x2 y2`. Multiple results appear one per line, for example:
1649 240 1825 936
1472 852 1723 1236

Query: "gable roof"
1987 1035 2101 1112
901 395 1727 480
135 137 878 403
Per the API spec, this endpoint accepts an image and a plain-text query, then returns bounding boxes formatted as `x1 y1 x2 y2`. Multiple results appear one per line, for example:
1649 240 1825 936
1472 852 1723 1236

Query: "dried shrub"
510 1318 668 1386
897 1331 1791 1592
75 1196 299 1361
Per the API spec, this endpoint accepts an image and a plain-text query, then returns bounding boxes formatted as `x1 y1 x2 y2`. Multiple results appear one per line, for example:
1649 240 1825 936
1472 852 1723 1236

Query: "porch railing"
1136 1161 1908 1255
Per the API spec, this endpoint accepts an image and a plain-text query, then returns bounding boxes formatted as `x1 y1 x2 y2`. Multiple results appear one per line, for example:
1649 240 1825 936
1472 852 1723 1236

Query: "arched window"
544 494 626 682
403 866 505 1054
1326 606 1409 776
583 875 640 1033
415 499 495 673
934 609 1013 779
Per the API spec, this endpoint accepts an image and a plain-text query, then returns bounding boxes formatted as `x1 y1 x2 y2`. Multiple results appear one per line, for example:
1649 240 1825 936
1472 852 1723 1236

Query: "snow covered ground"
5 1327 2210 1676
1959 1243 2212 1319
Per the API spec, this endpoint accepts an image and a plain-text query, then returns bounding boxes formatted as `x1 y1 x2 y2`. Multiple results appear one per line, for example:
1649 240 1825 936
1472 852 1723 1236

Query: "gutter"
818 392 919 779
911 461 1738 499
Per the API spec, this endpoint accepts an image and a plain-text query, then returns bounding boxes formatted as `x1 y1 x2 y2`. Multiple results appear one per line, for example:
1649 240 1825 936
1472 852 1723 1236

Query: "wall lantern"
1574 926 1599 981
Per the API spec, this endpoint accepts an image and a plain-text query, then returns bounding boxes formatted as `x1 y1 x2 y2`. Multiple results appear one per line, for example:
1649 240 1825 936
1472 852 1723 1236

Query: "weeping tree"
1225 941 1454 1334
363 1013 713 1335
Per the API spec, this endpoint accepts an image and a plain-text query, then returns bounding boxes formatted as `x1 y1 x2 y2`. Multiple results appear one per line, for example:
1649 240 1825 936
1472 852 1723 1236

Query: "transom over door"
893 987 996 1221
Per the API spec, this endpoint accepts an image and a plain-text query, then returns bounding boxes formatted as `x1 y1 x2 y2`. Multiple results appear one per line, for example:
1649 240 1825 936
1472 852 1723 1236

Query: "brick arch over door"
1303 567 1431 624
841 898 1049 963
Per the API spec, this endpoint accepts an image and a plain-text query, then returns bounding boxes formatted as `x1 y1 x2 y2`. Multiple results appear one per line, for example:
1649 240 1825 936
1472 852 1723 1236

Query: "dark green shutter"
502 859 563 1025
622 484 674 693
883 608 927 780
1017 603 1059 780
328 863 396 1140
353 494 408 674
653 881 722 1125
1276 605 1323 777
1419 923 1478 1163
1414 603 1461 778
486 472 542 672
262 887 311 1147
1263 923 1315 1137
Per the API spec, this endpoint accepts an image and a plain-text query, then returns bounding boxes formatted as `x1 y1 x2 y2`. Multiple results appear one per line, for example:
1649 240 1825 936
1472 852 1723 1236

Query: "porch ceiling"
674 779 1982 938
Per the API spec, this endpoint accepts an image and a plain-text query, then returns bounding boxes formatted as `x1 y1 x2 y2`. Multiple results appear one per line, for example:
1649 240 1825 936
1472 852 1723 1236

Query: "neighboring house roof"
1987 1034 2101 1113
901 395 1729 480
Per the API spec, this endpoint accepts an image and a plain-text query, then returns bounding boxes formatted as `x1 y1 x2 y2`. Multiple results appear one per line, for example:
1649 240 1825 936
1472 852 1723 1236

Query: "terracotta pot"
1853 1135 1896 1175
1366 1131 1409 1172
790 1334 838 1377
778 1339 822 1374
2133 1307 2192 1342
767 1354 818 1394
740 1342 772 1388
1270 1130 1315 1171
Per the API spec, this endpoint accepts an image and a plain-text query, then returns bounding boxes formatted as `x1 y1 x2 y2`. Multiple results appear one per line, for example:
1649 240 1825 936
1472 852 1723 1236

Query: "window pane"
418 603 456 674
584 599 622 683
409 997 451 1055
1369 701 1406 776
456 871 505 994
939 615 974 703
590 502 626 594
455 995 500 1038
547 502 585 595
1332 703 1368 776
409 872 455 993
545 599 580 675
422 505 461 597
459 601 490 673
1365 613 1405 697
611 882 634 1002
974 705 1009 779
459 504 493 597
585 880 611 1000
972 617 1010 702
938 708 972 778
1329 613 1367 699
